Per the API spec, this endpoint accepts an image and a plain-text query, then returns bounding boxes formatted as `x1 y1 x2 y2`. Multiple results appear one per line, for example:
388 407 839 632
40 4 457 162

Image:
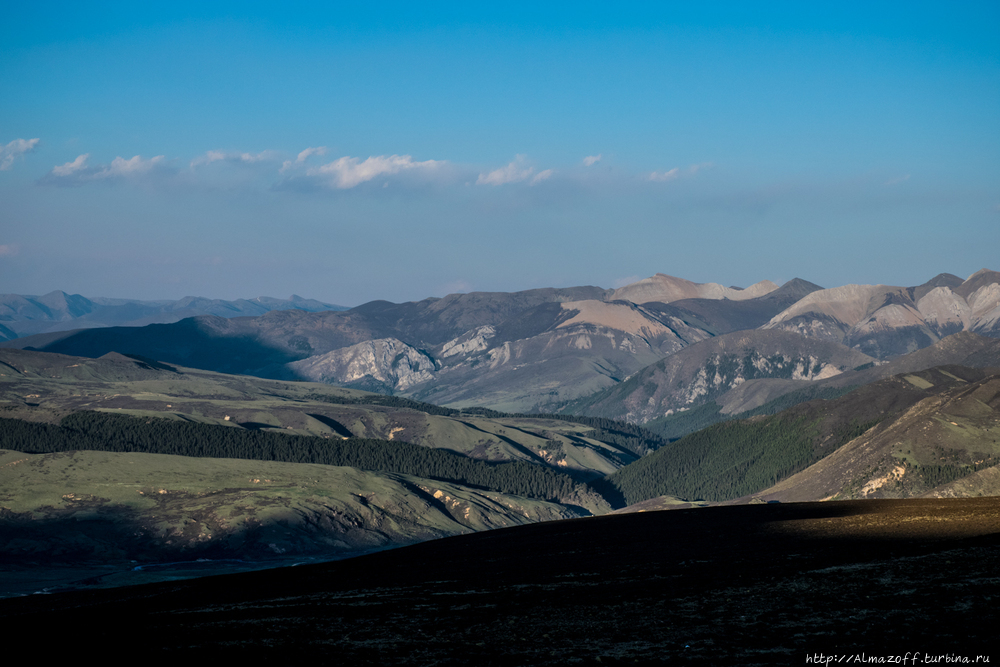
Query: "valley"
1 269 999 658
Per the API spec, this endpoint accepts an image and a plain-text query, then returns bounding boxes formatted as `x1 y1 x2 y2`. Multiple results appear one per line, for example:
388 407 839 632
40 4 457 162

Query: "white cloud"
191 150 277 168
1 138 40 171
106 155 165 176
52 153 90 176
477 156 538 186
44 153 167 185
281 146 328 172
530 169 553 185
0 244 19 257
583 154 602 167
191 150 227 167
649 168 680 182
688 162 713 174
885 174 911 186
308 154 445 189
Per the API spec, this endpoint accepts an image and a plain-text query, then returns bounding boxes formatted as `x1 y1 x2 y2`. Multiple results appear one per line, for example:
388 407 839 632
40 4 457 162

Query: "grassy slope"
0 349 640 477
0 349 630 592
760 372 1000 502
0 447 591 594
608 366 998 505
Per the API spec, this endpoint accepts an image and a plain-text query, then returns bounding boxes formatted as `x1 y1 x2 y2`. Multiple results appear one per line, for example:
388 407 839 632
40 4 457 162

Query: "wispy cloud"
885 174 910 186
582 154 602 167
649 162 713 182
477 155 552 186
0 138 40 171
51 153 90 177
530 169 553 185
280 146 328 172
307 154 446 189
649 168 680 182
43 154 168 185
0 244 19 257
191 150 277 168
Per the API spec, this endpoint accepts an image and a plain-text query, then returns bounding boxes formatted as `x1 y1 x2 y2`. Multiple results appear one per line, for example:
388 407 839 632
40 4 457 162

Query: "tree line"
0 412 592 503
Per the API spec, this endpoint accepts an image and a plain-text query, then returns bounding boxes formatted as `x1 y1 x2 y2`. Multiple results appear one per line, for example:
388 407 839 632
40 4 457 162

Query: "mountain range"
5 270 998 418
2 268 1000 600
0 290 348 341
3 343 999 591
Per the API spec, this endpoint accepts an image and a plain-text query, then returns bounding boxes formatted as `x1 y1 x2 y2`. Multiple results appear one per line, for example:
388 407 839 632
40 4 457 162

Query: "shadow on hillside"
36 319 305 377
2 498 1000 661
306 413 354 437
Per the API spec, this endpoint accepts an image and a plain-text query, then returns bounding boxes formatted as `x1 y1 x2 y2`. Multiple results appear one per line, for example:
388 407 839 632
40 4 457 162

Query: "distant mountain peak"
610 274 778 305
770 278 824 299
909 273 963 302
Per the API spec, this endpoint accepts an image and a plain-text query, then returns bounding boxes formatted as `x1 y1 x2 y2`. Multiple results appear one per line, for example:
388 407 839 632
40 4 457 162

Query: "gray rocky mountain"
567 329 876 423
613 331 1000 440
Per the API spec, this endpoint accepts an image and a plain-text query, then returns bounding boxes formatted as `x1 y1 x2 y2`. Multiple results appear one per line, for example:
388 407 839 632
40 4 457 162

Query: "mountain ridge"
4 270 997 418
0 290 348 341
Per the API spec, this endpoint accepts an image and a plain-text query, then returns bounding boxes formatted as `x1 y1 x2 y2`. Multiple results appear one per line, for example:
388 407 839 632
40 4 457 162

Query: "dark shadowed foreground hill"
1 498 998 664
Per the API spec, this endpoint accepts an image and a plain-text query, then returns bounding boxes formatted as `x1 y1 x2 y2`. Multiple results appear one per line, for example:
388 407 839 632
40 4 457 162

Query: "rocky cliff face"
287 338 437 391
568 329 875 423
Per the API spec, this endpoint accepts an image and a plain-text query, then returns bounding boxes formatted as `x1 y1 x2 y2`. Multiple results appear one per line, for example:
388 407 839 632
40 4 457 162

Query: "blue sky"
2 2 998 305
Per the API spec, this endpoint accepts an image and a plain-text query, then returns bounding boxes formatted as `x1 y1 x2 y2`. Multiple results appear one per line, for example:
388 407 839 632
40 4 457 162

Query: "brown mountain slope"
7 287 714 413
609 273 778 303
652 277 824 334
764 269 1000 358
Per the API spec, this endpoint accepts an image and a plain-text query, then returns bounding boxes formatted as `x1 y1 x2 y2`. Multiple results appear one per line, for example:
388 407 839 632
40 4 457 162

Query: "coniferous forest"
0 413 590 503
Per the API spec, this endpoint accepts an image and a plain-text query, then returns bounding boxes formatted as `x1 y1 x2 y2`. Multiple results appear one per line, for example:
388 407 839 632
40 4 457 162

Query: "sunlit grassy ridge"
0 447 585 565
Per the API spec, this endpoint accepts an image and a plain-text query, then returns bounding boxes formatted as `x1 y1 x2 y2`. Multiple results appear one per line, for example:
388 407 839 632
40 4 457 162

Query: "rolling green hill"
0 348 660 478
0 447 588 595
